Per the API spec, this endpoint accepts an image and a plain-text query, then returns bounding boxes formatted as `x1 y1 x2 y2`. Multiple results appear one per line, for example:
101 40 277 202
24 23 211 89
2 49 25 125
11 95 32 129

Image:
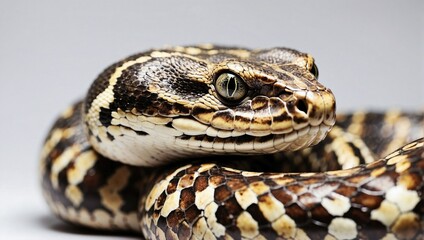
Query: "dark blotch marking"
262 178 279 188
223 197 243 219
214 185 233 202
106 132 114 141
226 178 247 191
351 192 384 209
166 178 179 194
193 176 208 192
271 188 294 205
225 225 242 240
135 130 149 136
258 226 279 239
358 220 387 240
166 209 184 232
78 157 128 214
156 216 168 235
175 168 187 178
334 183 358 198
179 188 195 210
55 164 73 206
184 205 201 224
344 207 370 224
246 204 269 226
347 141 367 165
285 184 306 195
215 204 233 226
99 107 113 127
299 224 328 239
310 205 332 225
284 203 309 225
155 192 167 209
246 176 263 184
118 167 144 213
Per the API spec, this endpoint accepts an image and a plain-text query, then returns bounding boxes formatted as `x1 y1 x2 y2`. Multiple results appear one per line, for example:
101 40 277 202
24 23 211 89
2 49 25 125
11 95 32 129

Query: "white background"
0 1 423 239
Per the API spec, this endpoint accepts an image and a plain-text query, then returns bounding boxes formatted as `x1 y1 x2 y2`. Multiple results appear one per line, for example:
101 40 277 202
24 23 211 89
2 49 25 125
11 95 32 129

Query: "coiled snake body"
40 45 424 239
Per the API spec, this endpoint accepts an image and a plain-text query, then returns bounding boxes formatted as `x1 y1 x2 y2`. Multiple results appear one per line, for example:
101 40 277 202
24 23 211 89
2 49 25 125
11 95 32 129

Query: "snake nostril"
295 99 308 114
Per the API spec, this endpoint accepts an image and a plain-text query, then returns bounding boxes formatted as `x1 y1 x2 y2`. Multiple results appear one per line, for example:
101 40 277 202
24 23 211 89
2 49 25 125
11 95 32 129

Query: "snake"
39 45 424 240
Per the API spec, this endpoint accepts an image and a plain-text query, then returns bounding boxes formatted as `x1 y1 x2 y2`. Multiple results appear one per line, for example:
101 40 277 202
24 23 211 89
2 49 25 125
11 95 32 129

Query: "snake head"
84 46 336 166
190 47 336 153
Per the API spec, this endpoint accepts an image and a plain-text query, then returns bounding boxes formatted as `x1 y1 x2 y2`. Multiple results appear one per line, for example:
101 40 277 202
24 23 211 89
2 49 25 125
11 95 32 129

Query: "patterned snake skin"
40 45 424 239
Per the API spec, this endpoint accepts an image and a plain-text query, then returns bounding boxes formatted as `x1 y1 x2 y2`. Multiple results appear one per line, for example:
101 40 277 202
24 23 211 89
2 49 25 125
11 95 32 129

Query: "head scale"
84 45 336 166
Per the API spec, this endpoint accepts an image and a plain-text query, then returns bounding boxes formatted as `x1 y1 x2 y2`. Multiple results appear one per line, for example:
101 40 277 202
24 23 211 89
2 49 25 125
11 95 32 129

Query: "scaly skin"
40 46 424 239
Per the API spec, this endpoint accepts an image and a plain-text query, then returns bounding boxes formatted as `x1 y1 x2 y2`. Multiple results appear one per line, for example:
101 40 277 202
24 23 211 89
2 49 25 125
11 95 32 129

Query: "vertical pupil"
226 76 237 97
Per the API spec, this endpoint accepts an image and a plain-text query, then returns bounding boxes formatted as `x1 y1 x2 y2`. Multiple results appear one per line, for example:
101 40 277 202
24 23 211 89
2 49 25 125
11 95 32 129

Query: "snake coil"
40 45 424 240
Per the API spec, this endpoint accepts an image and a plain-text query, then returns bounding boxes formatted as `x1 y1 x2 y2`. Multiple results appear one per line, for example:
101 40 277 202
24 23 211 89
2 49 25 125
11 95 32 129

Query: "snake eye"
310 63 319 79
214 72 248 102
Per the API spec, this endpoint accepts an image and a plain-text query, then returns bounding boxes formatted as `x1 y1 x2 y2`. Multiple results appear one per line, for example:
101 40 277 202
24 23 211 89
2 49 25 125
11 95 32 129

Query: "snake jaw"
189 84 336 153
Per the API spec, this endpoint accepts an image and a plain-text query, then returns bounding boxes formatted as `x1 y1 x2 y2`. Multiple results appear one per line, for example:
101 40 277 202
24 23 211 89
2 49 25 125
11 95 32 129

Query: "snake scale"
40 45 424 240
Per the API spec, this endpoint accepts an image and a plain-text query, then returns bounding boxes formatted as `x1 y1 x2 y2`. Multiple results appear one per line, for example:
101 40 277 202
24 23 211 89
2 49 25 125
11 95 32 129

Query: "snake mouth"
179 91 336 153
172 121 332 154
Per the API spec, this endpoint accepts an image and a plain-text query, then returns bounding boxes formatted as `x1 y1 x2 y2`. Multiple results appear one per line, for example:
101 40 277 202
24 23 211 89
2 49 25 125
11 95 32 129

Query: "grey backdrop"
1 0 423 239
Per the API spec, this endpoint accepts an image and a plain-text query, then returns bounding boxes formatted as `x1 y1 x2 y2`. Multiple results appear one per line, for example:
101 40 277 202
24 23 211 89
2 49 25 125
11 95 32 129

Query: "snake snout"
267 88 337 149
305 90 336 128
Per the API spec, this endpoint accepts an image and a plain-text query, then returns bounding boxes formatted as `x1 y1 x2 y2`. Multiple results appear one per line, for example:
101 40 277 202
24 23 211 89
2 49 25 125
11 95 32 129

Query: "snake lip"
173 122 331 153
